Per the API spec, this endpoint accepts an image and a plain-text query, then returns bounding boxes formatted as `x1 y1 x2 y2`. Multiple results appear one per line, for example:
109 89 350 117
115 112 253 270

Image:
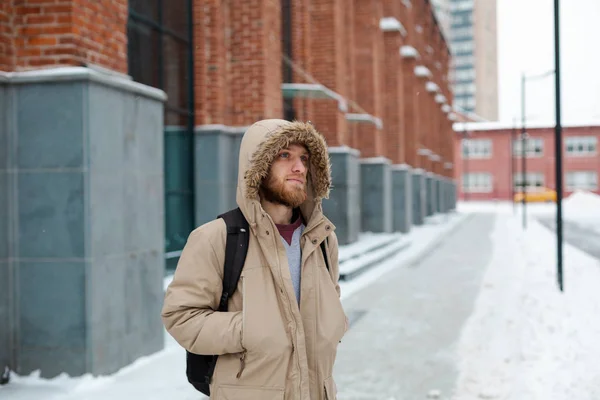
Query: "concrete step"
339 236 411 281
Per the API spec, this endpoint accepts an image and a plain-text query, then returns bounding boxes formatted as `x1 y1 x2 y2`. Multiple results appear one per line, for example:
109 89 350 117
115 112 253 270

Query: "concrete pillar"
322 146 362 245
424 173 434 217
0 68 166 377
431 173 439 214
360 157 393 233
194 127 245 226
391 164 412 233
438 177 446 213
412 168 426 226
450 180 457 210
0 75 9 373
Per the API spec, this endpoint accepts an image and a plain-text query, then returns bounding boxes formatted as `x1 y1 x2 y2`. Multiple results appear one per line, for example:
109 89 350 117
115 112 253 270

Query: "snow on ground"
561 191 600 234
2 212 464 400
453 213 600 399
6 200 600 400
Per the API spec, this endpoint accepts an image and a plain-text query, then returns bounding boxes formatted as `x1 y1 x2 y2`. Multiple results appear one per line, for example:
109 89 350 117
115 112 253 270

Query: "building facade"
454 121 600 201
1 0 457 378
446 0 498 120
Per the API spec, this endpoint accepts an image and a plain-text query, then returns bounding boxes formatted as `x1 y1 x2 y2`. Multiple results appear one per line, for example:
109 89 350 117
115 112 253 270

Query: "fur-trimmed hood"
236 119 332 225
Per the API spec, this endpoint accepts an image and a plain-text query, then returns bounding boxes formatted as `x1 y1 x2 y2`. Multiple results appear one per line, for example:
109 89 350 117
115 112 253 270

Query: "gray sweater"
279 224 305 303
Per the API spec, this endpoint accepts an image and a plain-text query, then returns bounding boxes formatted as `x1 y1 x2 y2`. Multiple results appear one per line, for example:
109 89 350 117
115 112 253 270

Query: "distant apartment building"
437 0 498 120
453 121 600 200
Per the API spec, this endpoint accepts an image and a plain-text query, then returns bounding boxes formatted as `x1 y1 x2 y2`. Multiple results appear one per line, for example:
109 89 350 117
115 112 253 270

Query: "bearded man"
162 119 348 400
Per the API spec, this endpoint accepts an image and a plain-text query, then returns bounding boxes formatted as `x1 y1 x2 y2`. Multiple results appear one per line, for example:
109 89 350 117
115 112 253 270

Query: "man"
162 119 348 400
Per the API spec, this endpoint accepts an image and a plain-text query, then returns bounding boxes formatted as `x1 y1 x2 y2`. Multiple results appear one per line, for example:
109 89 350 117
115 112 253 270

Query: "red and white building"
453 120 600 201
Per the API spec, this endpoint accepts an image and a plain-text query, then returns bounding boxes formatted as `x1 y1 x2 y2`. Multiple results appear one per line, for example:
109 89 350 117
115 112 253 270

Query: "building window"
452 0 474 11
451 12 472 27
565 136 597 156
513 137 544 157
566 171 598 191
454 82 476 96
462 173 493 193
454 54 474 68
452 26 473 39
128 0 195 270
455 95 476 110
454 68 475 82
462 139 492 159
513 172 545 190
452 40 474 55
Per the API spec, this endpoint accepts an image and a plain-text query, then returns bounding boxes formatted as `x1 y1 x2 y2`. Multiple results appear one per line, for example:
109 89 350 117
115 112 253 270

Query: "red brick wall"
382 29 405 164
194 0 226 126
381 0 404 164
343 0 357 150
227 0 281 125
0 1 14 71
194 0 282 127
7 0 127 73
353 0 384 159
290 0 313 123
309 0 349 148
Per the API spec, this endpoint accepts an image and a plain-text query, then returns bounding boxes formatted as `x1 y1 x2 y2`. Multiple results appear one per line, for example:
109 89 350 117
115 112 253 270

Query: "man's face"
260 144 309 208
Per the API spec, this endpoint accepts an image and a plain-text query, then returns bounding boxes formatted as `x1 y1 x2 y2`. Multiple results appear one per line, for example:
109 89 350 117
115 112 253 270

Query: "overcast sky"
497 0 600 123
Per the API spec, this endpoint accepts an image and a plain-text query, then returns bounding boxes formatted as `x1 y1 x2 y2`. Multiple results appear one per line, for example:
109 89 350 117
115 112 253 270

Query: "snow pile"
563 190 600 209
453 215 600 399
562 191 600 234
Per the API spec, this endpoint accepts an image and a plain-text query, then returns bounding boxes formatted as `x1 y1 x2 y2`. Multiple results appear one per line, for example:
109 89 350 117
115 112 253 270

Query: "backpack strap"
203 208 249 386
217 207 250 312
320 236 330 271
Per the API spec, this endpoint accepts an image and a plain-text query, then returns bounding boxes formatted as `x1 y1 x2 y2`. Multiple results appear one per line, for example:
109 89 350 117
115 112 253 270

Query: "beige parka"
162 119 348 400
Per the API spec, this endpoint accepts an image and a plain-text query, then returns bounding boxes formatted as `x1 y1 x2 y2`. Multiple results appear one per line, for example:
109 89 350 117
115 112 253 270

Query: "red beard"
260 174 307 208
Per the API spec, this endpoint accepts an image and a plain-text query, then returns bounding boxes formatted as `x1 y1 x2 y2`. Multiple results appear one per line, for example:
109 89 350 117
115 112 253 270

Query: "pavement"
537 217 600 260
334 213 495 400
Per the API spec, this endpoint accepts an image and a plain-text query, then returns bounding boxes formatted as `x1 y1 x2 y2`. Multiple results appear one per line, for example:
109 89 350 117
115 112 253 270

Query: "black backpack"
186 207 330 396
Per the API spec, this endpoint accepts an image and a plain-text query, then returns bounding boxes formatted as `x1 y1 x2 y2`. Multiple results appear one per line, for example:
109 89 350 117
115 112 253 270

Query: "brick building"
1 0 457 378
453 120 600 201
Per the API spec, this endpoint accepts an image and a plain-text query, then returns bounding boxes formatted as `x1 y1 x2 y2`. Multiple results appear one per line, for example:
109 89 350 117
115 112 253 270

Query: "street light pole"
521 73 527 229
554 0 564 291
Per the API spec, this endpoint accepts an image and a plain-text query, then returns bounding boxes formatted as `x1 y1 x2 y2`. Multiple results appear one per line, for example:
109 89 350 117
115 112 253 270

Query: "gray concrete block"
88 83 125 174
17 172 85 259
0 82 11 370
322 147 361 245
3 72 166 378
16 83 84 169
18 261 86 349
360 157 392 233
18 346 86 378
0 260 10 369
437 177 445 213
412 169 425 226
0 83 7 170
194 129 241 226
391 164 412 233
0 172 7 260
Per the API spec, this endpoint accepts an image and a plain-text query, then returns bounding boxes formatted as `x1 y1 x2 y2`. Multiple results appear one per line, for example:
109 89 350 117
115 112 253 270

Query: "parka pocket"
323 376 337 400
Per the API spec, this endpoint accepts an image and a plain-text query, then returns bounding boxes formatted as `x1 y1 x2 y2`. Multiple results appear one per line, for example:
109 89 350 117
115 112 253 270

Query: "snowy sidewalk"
453 213 600 400
334 213 495 400
1 212 466 400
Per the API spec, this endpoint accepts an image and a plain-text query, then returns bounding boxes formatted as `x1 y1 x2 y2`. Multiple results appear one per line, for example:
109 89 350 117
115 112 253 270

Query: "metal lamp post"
554 0 564 291
520 69 556 230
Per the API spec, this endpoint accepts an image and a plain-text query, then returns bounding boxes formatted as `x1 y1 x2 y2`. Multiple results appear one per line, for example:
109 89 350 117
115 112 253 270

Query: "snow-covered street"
3 194 600 400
